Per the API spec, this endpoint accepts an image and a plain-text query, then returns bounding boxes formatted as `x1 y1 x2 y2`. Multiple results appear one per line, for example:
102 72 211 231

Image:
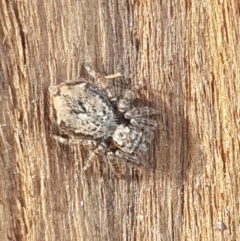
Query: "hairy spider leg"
124 107 158 130
106 152 126 177
83 63 121 103
117 85 141 113
82 142 107 171
115 150 140 164
52 134 97 147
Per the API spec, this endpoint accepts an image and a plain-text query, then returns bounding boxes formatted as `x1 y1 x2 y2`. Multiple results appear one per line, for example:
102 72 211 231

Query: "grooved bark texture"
0 0 239 240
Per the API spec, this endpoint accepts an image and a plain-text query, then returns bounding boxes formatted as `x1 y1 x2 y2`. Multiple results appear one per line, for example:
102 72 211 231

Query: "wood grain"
0 0 239 240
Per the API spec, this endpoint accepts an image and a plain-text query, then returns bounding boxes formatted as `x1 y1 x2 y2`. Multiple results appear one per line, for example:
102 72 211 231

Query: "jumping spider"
49 64 157 176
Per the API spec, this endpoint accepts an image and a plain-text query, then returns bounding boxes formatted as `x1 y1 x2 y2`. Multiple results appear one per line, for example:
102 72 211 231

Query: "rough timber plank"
0 0 239 240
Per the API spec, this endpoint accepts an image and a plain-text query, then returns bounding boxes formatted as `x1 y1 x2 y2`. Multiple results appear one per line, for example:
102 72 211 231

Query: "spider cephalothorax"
49 64 157 176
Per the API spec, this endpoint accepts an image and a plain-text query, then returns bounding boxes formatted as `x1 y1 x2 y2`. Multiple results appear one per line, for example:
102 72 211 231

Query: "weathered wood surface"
0 0 239 240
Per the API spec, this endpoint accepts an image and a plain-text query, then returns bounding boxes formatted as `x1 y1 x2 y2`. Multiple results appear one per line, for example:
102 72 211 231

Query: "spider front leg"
118 85 141 113
51 134 97 147
130 118 158 130
115 150 140 164
83 63 122 82
124 107 158 130
124 107 158 118
106 152 126 177
83 63 121 102
82 142 107 172
106 151 139 177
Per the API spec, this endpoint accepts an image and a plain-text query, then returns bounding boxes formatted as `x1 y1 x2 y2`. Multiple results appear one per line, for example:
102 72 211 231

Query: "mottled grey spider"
49 64 157 175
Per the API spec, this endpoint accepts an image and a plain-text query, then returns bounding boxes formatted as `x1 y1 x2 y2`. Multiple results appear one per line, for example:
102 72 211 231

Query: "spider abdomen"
51 80 117 139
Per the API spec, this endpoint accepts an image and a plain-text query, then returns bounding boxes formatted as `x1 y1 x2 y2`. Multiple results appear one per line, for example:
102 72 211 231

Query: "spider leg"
82 142 107 171
136 129 155 153
115 150 140 164
124 107 158 130
83 63 100 79
83 63 121 102
130 118 158 130
83 63 121 80
106 152 126 177
51 134 97 147
143 129 155 143
118 85 140 113
124 107 158 119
